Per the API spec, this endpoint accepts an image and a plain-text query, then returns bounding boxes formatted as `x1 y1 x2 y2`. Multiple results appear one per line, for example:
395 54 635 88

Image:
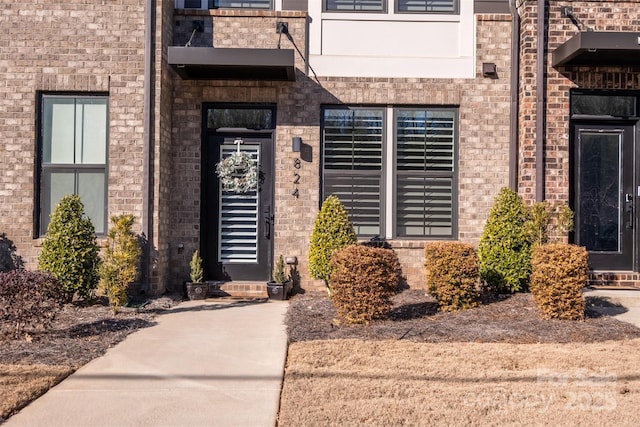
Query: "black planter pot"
267 280 292 300
186 282 207 300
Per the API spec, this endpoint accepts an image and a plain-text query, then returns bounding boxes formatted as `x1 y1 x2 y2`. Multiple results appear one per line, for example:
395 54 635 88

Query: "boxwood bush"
38 195 100 302
478 187 535 294
425 242 480 312
0 270 66 339
330 244 401 325
530 243 588 320
308 196 357 292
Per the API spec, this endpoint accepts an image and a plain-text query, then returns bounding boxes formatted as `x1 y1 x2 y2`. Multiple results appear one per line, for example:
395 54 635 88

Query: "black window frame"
35 92 109 237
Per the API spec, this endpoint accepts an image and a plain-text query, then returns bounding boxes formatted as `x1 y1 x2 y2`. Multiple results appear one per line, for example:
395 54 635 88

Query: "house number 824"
292 158 301 198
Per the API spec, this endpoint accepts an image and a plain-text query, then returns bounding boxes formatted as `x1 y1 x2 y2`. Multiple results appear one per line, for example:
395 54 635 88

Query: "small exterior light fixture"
292 136 302 152
285 256 298 265
482 62 498 79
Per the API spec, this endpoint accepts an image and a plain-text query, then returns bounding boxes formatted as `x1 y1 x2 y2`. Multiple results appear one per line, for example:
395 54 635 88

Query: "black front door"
202 133 274 281
573 124 634 270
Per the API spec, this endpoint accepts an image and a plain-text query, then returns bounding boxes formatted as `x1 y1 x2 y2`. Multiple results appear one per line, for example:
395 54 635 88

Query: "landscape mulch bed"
287 289 640 343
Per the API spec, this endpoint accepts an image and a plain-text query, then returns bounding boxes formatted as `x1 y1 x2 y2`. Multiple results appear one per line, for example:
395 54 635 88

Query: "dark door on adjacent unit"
573 123 634 270
201 105 275 282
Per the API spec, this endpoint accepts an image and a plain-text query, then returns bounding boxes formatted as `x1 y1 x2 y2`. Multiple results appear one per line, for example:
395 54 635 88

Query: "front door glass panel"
578 131 621 252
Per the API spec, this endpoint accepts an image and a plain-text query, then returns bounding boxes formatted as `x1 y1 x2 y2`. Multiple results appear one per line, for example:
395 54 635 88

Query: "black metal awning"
553 32 640 67
167 47 296 81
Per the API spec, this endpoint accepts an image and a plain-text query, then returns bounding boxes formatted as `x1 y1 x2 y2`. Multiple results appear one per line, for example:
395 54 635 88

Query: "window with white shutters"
322 108 384 236
321 106 457 239
395 109 456 238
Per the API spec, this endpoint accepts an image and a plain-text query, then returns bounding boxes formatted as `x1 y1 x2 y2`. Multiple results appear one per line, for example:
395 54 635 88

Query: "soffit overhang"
168 47 296 81
553 32 640 67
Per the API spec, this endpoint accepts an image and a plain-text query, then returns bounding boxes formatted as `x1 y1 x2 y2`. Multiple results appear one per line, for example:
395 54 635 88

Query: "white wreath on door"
215 151 258 193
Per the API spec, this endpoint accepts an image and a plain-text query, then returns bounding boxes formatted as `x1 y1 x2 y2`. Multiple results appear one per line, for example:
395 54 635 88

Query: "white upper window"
323 0 458 14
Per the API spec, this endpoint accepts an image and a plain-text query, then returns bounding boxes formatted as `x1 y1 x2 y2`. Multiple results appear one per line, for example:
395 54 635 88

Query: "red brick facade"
517 1 640 287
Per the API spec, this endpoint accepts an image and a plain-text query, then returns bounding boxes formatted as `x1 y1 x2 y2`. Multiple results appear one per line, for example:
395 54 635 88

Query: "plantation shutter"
322 108 383 236
218 145 260 263
396 109 456 237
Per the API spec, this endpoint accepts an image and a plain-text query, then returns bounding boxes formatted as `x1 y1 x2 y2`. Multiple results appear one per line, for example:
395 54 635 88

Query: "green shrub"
330 245 401 325
308 196 357 291
478 187 535 294
0 270 66 339
531 201 575 245
531 201 552 246
530 243 588 320
190 250 204 283
425 242 480 312
38 195 100 302
98 215 141 312
272 254 288 284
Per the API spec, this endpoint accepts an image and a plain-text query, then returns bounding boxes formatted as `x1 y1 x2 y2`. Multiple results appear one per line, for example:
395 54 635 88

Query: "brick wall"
517 0 640 205
166 11 513 290
0 1 147 271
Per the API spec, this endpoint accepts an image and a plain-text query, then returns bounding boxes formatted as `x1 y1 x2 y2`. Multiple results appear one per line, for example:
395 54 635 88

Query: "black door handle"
263 205 272 239
626 194 633 229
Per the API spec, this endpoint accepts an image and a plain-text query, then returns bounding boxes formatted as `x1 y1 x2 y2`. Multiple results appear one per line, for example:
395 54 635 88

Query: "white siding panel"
321 20 460 58
309 55 474 78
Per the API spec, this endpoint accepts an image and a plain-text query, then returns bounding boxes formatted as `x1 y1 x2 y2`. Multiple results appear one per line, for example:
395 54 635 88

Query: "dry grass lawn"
279 339 640 426
0 364 74 420
280 291 640 425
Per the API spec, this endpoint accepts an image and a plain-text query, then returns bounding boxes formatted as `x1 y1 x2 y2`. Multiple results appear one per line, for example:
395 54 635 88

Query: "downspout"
536 0 546 202
508 0 520 191
141 0 154 292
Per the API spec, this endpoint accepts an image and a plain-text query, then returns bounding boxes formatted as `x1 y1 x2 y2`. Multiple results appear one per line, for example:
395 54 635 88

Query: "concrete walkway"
584 288 640 328
5 299 289 427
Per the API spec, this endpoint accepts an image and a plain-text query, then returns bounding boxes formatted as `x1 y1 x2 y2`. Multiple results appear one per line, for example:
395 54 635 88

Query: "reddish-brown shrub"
530 244 588 320
330 245 401 324
425 242 480 312
0 270 66 339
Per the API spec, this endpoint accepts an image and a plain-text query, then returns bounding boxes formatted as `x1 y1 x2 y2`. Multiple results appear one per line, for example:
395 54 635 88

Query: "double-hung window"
38 94 108 236
322 106 457 239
